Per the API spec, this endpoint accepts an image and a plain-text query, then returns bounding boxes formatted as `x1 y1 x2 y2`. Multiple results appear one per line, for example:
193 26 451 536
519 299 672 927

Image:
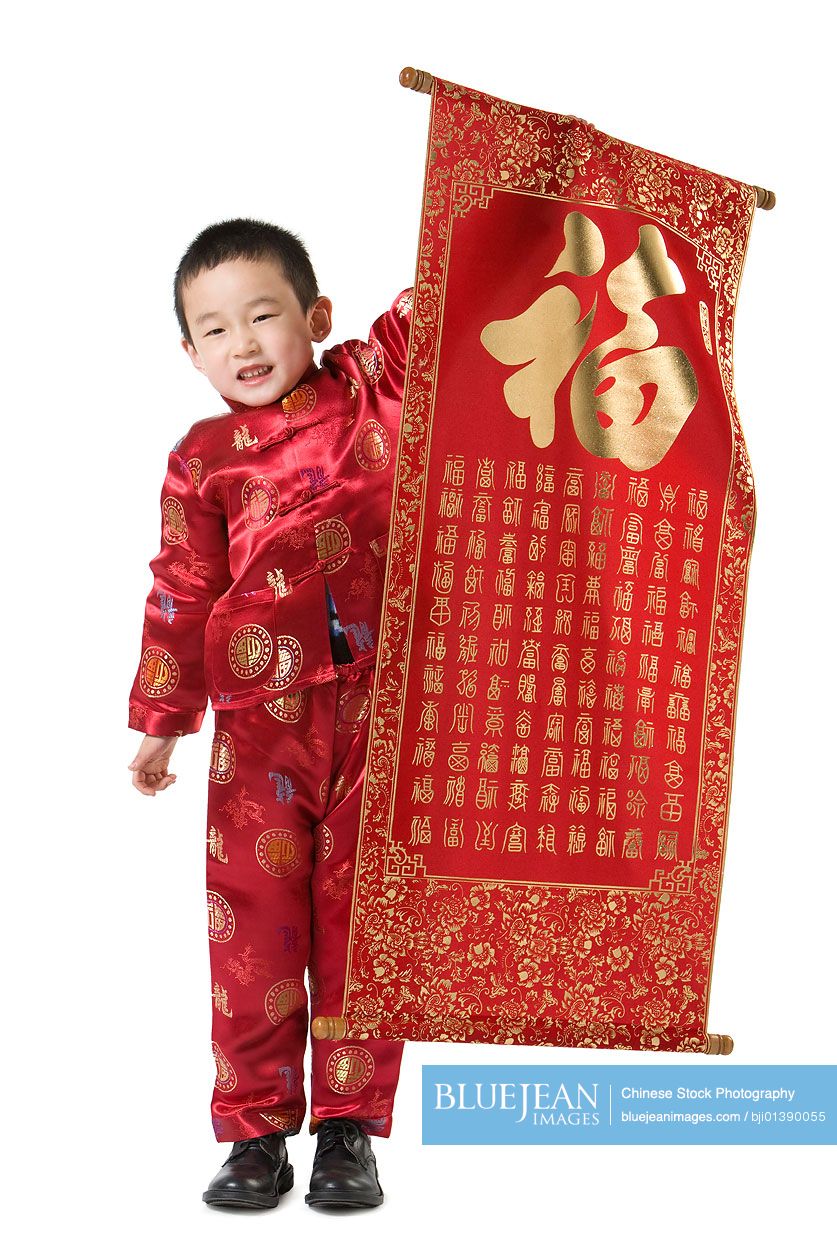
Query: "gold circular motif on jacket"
242 476 280 529
313 823 334 861
314 517 351 572
265 979 306 1025
209 730 236 783
162 496 188 544
263 688 308 722
211 1041 237 1092
336 687 372 732
229 624 274 679
354 419 390 471
139 646 180 698
187 457 202 490
207 891 235 942
282 383 316 417
266 636 303 689
256 829 300 877
352 337 384 385
326 1046 374 1094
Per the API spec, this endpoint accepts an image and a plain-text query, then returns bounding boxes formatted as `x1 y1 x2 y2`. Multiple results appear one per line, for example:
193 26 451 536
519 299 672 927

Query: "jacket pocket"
206 577 336 703
207 587 278 697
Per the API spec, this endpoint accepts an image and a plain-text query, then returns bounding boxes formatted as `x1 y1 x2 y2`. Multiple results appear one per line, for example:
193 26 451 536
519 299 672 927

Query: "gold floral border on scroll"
348 78 758 1050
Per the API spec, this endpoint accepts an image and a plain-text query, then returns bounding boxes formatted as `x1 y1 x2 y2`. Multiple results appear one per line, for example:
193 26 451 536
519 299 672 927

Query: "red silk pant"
205 663 404 1142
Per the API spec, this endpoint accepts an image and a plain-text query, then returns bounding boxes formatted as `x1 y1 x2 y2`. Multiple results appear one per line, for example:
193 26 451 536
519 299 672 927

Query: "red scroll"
345 78 759 1051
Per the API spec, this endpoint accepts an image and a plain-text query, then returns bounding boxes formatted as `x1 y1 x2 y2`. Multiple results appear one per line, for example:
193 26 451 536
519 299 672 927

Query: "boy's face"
180 256 332 407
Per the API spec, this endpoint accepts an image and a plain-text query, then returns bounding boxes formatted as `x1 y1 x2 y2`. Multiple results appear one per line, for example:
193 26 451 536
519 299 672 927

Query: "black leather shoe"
305 1118 384 1208
202 1133 293 1208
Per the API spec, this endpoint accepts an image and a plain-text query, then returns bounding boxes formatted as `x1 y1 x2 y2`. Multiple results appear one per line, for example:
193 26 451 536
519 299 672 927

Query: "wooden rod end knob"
705 1032 735 1055
311 1015 348 1041
755 185 777 210
399 66 433 94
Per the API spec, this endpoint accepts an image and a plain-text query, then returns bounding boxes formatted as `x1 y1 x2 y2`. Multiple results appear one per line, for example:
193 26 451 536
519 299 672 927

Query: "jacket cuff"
128 702 206 737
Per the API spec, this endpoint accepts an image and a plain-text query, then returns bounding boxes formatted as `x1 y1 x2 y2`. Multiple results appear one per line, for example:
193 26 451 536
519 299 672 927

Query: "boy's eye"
254 314 275 322
205 328 224 337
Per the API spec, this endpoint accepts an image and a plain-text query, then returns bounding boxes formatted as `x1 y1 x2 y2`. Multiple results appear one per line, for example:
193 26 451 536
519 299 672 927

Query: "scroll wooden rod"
399 65 776 211
313 1015 734 1053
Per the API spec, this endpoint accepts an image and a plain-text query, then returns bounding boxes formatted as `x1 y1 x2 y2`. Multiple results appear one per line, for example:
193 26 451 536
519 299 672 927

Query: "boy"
127 218 413 1209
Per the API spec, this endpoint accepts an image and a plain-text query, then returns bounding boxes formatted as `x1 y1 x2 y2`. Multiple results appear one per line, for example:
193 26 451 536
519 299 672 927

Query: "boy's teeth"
241 366 271 379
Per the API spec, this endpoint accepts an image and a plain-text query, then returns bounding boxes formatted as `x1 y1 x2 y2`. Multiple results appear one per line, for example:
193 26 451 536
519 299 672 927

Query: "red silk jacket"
128 287 414 737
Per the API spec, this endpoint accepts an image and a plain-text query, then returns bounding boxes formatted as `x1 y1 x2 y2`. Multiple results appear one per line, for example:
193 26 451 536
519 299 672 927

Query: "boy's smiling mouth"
237 364 273 382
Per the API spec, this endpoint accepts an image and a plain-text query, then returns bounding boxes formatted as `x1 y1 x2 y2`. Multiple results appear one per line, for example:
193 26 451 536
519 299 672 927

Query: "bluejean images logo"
434 1079 600 1127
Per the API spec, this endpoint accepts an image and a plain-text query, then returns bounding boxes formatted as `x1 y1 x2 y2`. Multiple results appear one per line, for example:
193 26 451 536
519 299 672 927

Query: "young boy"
127 218 413 1209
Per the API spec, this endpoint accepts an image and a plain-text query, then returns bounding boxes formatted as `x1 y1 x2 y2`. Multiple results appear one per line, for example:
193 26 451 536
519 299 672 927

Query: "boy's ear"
309 295 333 343
181 337 207 375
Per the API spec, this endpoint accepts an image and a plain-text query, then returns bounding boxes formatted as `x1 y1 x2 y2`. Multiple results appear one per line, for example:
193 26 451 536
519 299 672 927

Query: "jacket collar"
220 357 320 414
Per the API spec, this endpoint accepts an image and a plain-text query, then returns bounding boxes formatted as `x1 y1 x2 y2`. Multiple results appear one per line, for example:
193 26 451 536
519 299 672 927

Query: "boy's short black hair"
174 217 320 345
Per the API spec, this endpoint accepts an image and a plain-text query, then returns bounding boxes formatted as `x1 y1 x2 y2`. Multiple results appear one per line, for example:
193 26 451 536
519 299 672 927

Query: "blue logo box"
422 1065 837 1144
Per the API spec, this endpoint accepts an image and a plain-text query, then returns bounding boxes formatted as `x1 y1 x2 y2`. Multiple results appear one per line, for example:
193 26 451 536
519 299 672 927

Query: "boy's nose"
233 330 260 355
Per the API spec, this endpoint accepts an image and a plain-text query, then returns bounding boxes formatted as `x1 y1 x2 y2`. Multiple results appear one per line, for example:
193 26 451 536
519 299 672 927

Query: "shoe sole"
203 1165 294 1208
304 1189 383 1208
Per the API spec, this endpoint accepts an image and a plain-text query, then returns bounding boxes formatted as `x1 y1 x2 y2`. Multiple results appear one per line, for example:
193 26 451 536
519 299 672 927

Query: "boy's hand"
128 734 180 796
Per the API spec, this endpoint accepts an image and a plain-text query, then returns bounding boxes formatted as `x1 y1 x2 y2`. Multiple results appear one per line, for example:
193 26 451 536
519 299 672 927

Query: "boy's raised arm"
320 286 414 404
367 286 414 400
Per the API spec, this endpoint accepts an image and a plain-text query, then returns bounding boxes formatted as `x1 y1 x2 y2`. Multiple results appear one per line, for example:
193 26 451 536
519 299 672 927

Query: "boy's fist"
128 734 180 796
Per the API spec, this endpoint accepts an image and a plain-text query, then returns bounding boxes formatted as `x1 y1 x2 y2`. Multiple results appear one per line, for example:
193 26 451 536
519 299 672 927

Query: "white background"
4 0 834 1249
